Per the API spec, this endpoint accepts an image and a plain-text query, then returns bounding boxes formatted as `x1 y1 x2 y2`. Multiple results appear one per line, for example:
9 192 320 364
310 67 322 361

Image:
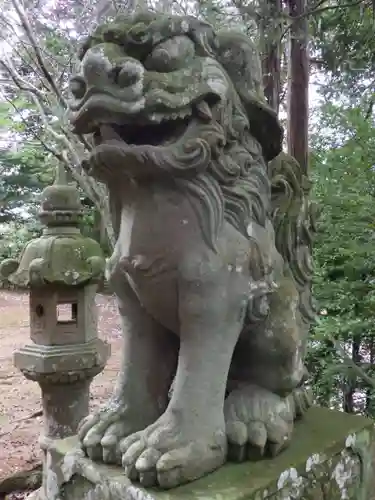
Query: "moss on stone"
154 407 372 499
45 407 375 500
8 233 105 287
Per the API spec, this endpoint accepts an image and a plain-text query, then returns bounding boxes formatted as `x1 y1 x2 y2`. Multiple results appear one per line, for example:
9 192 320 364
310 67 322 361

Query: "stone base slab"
32 407 375 500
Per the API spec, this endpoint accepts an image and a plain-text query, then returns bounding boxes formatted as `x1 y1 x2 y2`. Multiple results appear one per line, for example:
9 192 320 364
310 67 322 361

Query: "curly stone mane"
168 27 282 282
173 97 270 256
139 23 279 253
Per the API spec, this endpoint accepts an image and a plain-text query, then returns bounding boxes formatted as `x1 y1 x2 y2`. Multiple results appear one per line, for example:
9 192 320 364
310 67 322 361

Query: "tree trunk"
259 0 283 113
365 338 375 416
286 0 309 174
343 337 361 414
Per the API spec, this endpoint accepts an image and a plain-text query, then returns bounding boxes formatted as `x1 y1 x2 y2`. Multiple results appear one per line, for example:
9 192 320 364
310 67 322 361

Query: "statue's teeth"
195 100 212 121
151 109 193 122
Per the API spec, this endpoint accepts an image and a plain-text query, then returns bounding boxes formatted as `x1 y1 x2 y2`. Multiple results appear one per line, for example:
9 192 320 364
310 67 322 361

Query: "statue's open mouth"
76 99 219 182
76 97 215 152
92 116 192 148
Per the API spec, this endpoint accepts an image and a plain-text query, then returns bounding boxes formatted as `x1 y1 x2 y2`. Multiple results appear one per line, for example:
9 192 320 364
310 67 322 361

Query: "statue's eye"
69 76 86 99
144 36 195 72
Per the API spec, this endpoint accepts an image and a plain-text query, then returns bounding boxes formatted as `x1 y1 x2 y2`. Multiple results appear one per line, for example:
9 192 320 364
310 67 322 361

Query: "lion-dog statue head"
69 11 283 250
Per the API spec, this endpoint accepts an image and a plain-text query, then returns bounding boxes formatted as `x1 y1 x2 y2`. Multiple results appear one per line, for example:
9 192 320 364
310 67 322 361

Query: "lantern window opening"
35 304 45 317
57 302 78 324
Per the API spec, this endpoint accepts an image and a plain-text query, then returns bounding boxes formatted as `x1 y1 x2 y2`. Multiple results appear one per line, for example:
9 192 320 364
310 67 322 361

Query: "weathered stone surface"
29 285 99 346
14 339 109 378
65 10 318 488
14 337 110 439
0 464 42 495
31 408 375 500
0 165 105 289
2 165 110 441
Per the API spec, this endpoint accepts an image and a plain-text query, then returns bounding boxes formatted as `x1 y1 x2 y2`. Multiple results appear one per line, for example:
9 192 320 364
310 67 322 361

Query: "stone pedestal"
29 407 374 500
15 339 109 438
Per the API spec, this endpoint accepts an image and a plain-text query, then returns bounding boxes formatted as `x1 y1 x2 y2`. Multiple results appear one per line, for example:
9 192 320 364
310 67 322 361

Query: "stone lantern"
0 165 110 440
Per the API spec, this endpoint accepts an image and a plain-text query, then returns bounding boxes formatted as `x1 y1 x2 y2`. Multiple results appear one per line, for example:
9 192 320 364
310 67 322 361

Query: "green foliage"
308 99 375 414
311 0 375 101
0 144 55 223
0 220 42 261
307 0 375 413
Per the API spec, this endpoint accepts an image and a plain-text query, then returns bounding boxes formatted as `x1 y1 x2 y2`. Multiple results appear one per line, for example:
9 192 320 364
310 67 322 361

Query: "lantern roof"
0 165 105 288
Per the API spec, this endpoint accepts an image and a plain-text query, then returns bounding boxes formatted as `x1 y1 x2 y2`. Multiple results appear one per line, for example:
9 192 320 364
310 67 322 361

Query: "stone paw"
78 400 155 465
224 384 295 462
119 411 227 489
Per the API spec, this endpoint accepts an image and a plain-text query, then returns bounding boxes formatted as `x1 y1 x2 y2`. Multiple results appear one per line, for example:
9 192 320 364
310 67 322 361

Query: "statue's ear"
215 30 283 162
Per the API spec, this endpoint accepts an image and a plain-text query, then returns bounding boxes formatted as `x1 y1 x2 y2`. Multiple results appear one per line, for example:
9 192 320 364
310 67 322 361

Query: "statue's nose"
82 50 144 93
82 51 112 87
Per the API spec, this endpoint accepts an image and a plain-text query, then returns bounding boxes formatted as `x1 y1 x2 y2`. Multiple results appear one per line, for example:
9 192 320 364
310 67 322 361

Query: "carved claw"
224 384 295 461
78 402 154 465
119 413 227 488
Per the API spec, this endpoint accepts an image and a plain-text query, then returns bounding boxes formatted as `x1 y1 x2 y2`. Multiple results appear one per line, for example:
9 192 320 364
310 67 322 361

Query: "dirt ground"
0 290 122 498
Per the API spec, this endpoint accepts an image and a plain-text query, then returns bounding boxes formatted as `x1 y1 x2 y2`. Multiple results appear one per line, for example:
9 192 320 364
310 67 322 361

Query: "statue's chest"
111 189 199 331
116 187 198 263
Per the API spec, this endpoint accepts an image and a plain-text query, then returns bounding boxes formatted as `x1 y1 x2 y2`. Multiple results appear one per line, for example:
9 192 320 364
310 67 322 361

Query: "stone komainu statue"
68 11 317 489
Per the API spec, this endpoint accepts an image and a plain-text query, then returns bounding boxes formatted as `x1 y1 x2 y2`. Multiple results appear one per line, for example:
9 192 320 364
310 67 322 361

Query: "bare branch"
0 58 45 102
1 87 111 240
10 0 68 108
280 0 368 41
335 341 375 389
0 90 71 169
365 99 374 120
0 0 121 251
297 0 368 20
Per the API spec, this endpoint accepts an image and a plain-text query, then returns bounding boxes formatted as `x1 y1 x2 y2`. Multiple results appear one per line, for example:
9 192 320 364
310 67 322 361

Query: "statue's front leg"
119 255 248 488
79 278 177 465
